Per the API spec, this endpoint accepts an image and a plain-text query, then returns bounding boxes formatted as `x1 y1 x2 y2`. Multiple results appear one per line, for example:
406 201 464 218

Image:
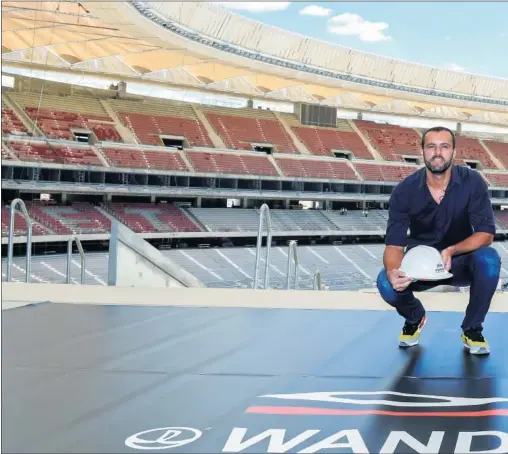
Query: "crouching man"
376 126 501 355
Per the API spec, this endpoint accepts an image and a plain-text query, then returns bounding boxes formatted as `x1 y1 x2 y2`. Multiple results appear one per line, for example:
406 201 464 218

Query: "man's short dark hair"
421 126 456 149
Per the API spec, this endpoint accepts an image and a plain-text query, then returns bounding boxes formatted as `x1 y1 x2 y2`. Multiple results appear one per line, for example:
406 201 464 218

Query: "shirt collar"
419 164 461 189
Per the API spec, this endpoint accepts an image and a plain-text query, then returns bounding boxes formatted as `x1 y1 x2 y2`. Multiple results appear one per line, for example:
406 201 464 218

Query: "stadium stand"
188 208 339 232
98 145 188 171
483 140 508 168
25 201 111 235
3 81 508 297
202 106 299 153
275 156 359 180
6 139 104 166
322 209 388 232
454 136 497 169
1 142 15 160
108 99 214 148
9 93 123 142
1 209 51 236
101 202 202 233
5 241 508 290
186 150 279 176
2 102 30 136
354 120 422 161
281 114 374 159
483 172 508 187
354 162 419 182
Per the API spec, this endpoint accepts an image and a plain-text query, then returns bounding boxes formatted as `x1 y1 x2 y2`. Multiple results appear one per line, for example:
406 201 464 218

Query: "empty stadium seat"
10 92 123 143
454 137 496 169
291 126 373 159
322 209 388 232
24 201 111 235
99 146 188 171
186 151 279 176
102 203 202 233
483 172 508 187
118 112 213 148
1 208 50 236
276 157 359 180
494 211 508 229
24 108 122 142
354 162 419 182
355 120 421 161
188 208 339 232
205 110 298 153
2 107 30 136
8 140 104 166
482 140 508 169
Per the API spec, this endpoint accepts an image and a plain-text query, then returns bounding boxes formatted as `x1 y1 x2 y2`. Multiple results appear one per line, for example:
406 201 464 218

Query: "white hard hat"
400 245 453 281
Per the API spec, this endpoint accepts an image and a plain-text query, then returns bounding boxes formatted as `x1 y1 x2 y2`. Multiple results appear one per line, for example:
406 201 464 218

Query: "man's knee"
377 269 399 304
471 246 501 279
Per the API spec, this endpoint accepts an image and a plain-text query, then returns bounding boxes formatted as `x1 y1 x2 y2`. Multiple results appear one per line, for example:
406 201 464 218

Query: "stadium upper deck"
2 86 508 183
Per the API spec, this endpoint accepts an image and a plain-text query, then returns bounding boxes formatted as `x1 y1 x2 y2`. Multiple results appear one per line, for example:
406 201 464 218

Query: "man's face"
422 130 455 174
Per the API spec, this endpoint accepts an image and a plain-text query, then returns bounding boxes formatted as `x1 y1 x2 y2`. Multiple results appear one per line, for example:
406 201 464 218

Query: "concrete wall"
107 220 205 288
3 282 508 312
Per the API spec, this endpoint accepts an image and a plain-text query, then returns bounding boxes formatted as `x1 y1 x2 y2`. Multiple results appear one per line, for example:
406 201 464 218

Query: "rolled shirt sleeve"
385 185 410 247
469 173 496 235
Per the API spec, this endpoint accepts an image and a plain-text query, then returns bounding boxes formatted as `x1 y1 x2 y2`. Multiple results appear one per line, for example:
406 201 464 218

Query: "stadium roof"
2 1 508 123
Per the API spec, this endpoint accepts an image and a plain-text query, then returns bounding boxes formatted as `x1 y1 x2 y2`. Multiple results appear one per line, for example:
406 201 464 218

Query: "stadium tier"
2 204 508 238
354 120 422 161
274 156 358 180
454 136 497 169
6 139 104 166
3 93 508 185
483 172 508 187
101 203 202 233
353 162 418 181
4 241 508 290
281 114 375 159
25 201 111 235
108 98 214 148
98 145 188 171
186 151 279 176
10 93 123 142
2 107 30 136
202 106 298 154
483 140 508 168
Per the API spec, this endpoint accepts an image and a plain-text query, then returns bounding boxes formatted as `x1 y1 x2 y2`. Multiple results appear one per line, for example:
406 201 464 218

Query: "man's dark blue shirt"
385 164 496 252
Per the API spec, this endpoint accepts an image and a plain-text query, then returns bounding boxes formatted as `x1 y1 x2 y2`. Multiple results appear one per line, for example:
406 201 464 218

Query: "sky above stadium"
213 2 508 79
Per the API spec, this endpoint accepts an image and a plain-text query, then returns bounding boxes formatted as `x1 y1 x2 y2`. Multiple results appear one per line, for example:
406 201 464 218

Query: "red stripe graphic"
246 405 508 417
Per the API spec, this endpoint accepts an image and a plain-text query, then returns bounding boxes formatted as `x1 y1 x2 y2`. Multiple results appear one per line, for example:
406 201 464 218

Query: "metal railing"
286 240 300 290
253 204 272 289
67 236 86 284
6 198 32 282
313 270 323 290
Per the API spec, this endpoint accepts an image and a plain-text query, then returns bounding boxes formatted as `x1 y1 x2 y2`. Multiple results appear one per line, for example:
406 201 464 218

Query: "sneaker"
399 315 427 347
461 328 490 355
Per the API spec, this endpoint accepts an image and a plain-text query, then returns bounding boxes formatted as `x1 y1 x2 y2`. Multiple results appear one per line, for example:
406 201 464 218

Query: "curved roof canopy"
2 1 508 125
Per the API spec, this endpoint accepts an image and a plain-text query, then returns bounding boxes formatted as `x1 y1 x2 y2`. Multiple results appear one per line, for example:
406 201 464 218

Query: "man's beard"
424 156 452 174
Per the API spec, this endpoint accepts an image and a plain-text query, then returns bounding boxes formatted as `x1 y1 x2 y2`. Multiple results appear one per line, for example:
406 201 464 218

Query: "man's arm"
383 245 405 272
383 186 410 272
442 173 495 262
446 232 493 257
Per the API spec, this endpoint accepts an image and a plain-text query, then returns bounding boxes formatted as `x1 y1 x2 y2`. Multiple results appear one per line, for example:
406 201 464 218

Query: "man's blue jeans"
376 246 501 331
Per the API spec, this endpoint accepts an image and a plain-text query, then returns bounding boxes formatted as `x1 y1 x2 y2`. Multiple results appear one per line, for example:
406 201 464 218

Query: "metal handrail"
313 270 323 290
6 199 33 282
286 240 300 290
253 204 272 289
66 236 86 284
